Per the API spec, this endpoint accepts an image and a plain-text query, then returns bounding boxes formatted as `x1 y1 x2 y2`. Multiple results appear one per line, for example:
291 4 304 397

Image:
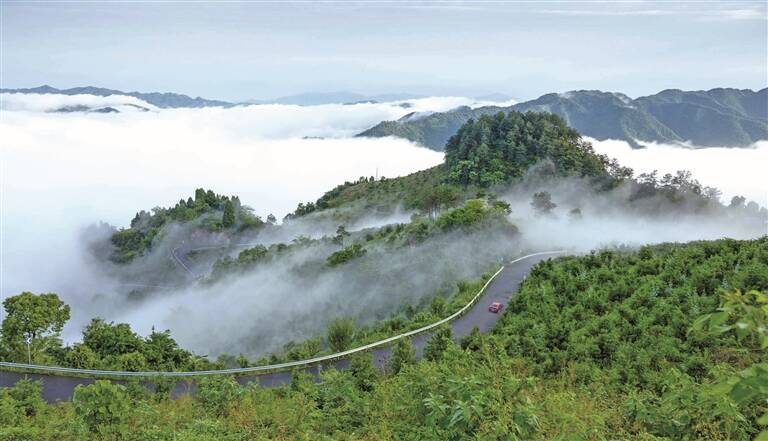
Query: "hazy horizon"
2 1 766 102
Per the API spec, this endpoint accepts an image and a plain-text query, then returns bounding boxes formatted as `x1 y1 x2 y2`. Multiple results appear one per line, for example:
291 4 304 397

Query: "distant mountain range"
0 85 234 109
245 91 428 106
358 88 768 149
1 85 512 108
4 86 765 148
0 86 428 107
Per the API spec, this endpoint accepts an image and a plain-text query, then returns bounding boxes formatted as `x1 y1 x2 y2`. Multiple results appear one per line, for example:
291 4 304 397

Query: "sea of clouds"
1 92 766 356
589 137 768 207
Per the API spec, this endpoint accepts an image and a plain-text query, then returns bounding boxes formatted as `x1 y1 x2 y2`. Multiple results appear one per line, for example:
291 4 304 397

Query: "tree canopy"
0 292 70 362
444 111 625 187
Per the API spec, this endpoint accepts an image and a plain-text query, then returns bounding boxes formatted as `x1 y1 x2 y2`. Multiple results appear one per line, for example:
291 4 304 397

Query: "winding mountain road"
0 252 561 402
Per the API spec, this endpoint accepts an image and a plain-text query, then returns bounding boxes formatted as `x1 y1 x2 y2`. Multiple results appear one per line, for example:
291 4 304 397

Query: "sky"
1 1 766 101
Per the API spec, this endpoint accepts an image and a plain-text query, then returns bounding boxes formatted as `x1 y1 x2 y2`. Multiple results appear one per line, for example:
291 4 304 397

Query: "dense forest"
443 111 624 187
2 237 766 439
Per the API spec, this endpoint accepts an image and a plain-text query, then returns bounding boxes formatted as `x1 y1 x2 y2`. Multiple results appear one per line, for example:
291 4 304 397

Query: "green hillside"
3 237 766 439
357 88 768 150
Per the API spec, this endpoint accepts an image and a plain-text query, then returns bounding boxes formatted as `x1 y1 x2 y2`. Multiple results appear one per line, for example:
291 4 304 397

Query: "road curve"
0 252 561 402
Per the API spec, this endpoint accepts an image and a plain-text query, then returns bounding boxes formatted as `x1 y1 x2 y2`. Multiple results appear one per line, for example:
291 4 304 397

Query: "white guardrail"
0 251 564 378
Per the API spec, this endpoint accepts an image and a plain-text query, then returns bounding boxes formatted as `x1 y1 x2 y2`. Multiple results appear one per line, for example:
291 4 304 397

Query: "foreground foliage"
2 237 766 440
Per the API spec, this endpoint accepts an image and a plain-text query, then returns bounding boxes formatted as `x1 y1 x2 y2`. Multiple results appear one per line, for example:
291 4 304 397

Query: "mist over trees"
6 237 765 439
64 109 767 360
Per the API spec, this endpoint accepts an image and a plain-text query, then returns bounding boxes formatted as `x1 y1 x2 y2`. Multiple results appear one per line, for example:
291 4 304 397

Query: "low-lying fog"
1 93 766 358
590 138 768 207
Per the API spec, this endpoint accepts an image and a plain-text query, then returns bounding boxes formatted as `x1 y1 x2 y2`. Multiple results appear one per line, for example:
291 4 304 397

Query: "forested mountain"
0 85 233 108
292 110 768 226
358 88 768 149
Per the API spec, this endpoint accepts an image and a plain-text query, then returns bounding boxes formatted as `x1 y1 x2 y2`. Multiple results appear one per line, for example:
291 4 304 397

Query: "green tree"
142 328 192 370
333 225 350 248
460 326 483 352
435 199 490 230
327 317 355 352
349 353 378 392
1 292 70 362
530 191 556 216
64 344 100 369
424 326 453 362
222 199 236 228
82 318 143 359
388 337 416 375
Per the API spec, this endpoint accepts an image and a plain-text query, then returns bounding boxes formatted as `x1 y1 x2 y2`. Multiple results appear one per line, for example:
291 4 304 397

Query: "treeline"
2 237 765 439
110 188 267 263
0 292 217 372
286 175 386 219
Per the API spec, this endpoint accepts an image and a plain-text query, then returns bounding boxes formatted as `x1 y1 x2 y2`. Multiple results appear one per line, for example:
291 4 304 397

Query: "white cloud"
534 6 767 21
0 93 158 112
0 100 443 307
589 138 768 207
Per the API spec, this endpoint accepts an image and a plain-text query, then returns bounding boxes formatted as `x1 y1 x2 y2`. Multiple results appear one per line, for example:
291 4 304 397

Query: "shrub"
196 376 240 416
327 317 356 352
73 380 130 433
327 243 367 266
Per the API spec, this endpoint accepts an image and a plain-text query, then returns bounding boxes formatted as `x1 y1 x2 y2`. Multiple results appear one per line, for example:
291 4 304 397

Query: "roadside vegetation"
1 237 765 439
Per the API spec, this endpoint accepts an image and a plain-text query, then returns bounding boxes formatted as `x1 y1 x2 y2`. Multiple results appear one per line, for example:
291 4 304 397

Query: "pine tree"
388 337 415 375
222 200 235 228
423 326 453 362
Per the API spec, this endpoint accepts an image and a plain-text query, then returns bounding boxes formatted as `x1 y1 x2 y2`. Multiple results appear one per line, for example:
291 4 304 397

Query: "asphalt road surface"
0 253 556 403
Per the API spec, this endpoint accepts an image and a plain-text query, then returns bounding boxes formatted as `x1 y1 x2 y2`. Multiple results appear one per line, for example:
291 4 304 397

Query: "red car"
488 302 503 313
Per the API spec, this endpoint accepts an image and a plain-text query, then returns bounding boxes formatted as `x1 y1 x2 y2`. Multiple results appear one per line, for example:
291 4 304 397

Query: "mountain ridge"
0 85 235 109
358 87 768 149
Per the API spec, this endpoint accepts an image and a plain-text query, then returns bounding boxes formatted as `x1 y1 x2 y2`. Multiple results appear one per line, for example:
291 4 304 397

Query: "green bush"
196 376 240 416
327 317 356 352
73 380 131 433
326 243 367 266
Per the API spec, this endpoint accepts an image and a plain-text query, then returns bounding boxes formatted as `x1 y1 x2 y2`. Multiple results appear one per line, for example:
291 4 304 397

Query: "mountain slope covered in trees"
358 88 768 149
